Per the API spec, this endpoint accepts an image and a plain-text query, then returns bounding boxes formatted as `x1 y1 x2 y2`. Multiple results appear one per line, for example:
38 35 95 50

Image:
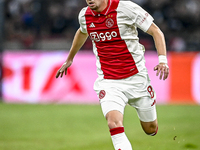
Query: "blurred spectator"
169 37 186 52
4 0 200 51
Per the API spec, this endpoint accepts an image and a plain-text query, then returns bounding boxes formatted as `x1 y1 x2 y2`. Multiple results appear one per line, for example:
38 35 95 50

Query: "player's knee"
106 110 124 129
144 125 158 136
141 120 158 136
107 120 123 129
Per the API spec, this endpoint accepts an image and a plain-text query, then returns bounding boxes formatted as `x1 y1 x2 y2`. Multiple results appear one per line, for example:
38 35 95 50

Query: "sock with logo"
110 127 132 150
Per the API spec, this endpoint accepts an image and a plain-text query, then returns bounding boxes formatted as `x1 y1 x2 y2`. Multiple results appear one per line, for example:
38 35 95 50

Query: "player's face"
86 0 107 12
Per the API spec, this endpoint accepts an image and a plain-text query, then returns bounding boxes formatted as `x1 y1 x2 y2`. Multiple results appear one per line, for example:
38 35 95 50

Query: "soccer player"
56 0 169 150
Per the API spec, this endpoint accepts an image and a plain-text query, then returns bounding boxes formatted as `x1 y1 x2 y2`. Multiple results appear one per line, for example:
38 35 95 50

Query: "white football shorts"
93 69 157 122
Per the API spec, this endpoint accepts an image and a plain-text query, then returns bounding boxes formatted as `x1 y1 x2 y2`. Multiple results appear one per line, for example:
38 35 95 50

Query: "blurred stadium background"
3 0 200 51
0 0 200 104
0 0 200 150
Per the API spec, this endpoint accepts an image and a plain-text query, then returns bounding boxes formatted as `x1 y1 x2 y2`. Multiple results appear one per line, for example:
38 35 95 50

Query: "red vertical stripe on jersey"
85 0 138 79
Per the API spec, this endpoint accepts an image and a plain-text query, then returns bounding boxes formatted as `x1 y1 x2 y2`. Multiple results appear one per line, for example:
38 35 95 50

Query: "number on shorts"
147 85 154 98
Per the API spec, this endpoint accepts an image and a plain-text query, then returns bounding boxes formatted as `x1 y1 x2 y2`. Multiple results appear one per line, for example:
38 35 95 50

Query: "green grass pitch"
0 103 200 150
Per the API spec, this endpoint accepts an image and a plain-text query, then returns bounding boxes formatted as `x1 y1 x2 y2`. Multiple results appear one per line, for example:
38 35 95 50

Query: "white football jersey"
79 0 154 79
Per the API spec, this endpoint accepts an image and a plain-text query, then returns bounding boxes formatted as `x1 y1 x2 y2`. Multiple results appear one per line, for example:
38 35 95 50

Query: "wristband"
158 55 168 64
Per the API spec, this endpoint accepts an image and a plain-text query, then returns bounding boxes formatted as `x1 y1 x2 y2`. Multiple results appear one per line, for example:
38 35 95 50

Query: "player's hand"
154 63 169 80
56 61 72 78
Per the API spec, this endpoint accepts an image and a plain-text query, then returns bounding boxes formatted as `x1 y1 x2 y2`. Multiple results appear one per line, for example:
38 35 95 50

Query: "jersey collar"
90 0 111 16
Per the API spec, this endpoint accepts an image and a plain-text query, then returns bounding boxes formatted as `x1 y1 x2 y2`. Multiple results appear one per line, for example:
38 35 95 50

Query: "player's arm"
146 23 169 80
56 28 88 78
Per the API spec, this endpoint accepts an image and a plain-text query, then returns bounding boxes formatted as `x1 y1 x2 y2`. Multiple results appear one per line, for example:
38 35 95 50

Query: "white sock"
110 127 132 150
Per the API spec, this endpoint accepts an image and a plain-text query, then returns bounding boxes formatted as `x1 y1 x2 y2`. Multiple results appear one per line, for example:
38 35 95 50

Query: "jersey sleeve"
134 4 154 32
78 7 87 34
119 1 154 32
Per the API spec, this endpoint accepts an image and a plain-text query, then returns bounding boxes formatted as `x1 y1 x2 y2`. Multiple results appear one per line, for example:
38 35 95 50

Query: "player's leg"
106 110 123 129
127 71 158 136
140 119 158 136
94 78 132 149
101 101 132 150
129 96 158 136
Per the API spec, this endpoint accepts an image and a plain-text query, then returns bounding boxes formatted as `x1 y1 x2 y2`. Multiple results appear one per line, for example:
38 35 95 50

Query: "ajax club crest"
105 18 114 28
